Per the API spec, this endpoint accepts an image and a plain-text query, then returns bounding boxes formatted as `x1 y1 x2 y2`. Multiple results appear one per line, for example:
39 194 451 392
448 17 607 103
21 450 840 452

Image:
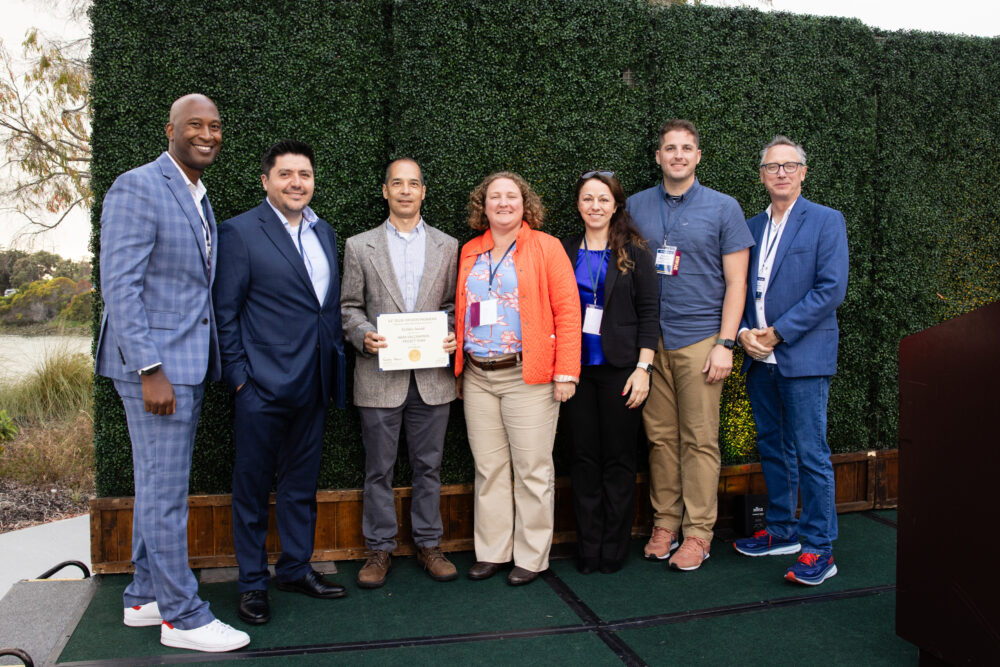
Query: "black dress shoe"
599 560 623 574
577 558 599 575
467 561 507 580
275 570 347 599
238 590 270 625
507 566 539 586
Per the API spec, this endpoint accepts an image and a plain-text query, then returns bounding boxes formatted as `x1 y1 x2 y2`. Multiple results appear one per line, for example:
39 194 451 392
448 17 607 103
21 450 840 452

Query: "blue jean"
746 362 837 556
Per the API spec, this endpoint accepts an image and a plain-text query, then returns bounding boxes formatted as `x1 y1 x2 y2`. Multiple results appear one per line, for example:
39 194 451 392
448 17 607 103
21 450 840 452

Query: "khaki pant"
642 335 723 542
462 362 558 572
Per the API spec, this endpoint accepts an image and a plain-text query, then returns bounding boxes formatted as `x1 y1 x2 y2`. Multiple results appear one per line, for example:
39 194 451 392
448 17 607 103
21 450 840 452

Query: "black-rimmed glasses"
760 162 804 174
581 169 615 179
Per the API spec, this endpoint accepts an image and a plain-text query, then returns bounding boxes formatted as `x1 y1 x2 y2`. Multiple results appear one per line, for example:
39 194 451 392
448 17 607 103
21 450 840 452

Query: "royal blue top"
575 248 609 366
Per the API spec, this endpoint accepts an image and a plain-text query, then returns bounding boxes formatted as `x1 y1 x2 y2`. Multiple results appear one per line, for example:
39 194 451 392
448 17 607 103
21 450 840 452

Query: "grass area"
0 344 94 496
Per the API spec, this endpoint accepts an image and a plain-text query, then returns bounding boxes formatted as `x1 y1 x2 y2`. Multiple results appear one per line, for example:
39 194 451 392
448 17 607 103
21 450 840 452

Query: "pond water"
0 335 92 383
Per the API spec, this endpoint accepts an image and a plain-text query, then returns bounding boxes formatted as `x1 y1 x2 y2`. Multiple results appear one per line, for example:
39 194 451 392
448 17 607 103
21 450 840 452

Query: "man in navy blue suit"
213 140 347 625
97 94 249 652
733 136 849 586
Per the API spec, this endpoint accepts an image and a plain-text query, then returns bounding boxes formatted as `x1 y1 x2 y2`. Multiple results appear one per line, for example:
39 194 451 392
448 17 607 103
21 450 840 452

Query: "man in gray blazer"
341 158 459 588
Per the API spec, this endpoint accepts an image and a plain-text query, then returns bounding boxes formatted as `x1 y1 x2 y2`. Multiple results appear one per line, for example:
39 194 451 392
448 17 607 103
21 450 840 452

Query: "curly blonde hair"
467 171 545 231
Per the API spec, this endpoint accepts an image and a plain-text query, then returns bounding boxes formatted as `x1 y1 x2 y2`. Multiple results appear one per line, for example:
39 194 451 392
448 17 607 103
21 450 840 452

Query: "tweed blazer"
341 221 459 408
95 152 221 386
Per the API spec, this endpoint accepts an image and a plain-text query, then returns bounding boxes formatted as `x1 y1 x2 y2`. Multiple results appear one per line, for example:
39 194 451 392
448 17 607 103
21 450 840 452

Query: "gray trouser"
359 373 450 551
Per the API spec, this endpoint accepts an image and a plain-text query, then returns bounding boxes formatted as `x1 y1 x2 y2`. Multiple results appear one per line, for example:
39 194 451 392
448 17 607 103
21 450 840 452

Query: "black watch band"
716 338 736 350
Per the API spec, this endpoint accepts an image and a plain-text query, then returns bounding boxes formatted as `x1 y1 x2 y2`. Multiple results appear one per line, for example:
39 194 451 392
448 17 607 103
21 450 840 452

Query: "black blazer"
561 234 659 368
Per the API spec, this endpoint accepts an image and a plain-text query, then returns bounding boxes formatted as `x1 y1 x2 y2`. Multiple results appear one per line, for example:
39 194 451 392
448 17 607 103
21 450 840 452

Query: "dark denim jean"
746 362 838 556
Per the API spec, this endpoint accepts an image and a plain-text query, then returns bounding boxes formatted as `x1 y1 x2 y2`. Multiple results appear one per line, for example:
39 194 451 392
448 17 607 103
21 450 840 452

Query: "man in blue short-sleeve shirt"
626 119 753 572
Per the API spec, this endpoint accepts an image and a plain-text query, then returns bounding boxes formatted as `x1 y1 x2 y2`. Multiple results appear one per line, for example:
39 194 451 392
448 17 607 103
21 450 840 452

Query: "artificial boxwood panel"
91 0 390 496
871 32 1000 448
644 6 880 459
91 0 1000 496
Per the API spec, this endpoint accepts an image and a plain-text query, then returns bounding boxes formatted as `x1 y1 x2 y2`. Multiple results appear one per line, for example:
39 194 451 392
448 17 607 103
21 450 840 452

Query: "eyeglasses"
760 162 804 174
580 170 615 179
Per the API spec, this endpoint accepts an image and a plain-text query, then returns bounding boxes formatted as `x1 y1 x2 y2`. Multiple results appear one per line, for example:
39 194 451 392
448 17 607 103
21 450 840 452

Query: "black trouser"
563 363 641 566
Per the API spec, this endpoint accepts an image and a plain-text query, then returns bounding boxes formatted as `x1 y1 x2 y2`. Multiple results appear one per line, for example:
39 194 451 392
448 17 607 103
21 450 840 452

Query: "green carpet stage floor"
55 511 914 666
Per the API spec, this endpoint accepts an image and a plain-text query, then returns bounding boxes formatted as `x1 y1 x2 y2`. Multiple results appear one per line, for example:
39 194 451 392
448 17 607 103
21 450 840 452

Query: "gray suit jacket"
341 221 459 408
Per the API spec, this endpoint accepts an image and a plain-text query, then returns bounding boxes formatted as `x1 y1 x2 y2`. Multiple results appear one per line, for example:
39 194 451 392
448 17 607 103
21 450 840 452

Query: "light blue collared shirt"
385 218 426 312
266 199 330 304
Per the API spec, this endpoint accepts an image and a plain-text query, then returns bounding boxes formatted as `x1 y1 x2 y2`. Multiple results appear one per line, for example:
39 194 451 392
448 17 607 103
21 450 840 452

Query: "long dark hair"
574 172 647 273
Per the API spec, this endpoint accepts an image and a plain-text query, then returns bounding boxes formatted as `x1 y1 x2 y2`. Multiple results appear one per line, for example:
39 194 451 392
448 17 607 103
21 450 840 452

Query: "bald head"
168 93 217 124
165 93 222 182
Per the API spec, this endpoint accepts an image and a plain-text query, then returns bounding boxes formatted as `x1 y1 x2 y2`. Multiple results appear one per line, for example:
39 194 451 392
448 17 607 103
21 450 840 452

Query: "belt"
465 352 522 371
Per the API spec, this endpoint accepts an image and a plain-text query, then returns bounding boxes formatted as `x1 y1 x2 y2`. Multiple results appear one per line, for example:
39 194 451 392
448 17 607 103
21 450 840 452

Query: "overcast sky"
1 0 997 261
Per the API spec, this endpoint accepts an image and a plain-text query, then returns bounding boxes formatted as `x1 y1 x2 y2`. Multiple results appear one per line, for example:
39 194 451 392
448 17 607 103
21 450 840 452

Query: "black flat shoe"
577 558 599 575
275 570 347 599
237 590 270 625
468 561 507 580
507 566 539 586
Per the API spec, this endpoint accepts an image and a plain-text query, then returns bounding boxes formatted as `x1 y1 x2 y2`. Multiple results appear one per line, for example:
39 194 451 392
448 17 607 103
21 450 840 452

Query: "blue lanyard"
581 237 608 305
760 215 783 270
488 242 515 294
657 184 696 245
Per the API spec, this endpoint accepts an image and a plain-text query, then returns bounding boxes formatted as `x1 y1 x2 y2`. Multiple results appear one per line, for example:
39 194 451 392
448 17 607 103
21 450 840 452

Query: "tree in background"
0 247 89 292
0 0 90 232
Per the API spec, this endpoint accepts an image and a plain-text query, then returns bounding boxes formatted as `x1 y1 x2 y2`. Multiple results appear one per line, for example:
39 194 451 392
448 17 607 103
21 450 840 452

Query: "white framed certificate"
376 311 450 371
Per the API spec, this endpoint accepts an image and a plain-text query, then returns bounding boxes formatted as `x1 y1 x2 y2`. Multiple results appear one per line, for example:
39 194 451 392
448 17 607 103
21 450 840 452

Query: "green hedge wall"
91 0 1000 496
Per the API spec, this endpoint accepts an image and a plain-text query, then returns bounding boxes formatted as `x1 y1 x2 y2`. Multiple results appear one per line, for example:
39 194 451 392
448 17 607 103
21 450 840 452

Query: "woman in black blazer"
561 170 659 574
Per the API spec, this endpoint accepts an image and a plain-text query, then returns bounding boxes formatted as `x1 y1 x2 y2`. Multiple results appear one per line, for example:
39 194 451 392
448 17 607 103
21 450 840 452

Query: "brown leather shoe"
467 561 506 580
417 546 458 582
357 549 391 589
507 566 539 586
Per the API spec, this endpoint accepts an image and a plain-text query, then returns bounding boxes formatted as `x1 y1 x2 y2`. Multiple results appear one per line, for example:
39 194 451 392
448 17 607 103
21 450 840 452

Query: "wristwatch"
716 338 736 350
636 362 652 375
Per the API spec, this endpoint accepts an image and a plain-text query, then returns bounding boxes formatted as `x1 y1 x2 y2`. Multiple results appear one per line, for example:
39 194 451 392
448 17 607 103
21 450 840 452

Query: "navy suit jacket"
213 200 346 409
740 196 849 377
96 152 221 385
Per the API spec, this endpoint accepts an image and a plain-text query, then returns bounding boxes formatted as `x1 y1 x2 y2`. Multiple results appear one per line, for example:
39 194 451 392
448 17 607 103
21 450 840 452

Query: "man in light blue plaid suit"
95 94 249 653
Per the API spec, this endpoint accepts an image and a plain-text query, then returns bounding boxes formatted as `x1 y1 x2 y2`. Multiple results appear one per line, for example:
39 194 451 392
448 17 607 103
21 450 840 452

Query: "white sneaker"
160 619 250 653
123 601 161 627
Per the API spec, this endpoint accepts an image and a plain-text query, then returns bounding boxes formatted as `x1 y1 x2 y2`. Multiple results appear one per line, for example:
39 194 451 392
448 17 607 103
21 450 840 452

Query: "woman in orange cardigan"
455 171 581 586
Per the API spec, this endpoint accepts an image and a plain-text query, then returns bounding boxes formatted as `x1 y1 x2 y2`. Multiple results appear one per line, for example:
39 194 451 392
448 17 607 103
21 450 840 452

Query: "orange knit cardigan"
454 222 581 384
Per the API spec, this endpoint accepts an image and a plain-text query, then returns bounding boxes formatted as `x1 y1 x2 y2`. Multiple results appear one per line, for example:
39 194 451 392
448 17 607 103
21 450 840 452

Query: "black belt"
466 352 522 371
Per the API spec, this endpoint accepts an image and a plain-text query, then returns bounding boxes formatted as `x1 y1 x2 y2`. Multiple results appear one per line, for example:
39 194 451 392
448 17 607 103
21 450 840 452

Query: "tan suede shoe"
417 546 458 582
357 549 392 588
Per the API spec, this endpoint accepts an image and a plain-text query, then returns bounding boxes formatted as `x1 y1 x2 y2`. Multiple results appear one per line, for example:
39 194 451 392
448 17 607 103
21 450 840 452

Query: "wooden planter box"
90 449 898 574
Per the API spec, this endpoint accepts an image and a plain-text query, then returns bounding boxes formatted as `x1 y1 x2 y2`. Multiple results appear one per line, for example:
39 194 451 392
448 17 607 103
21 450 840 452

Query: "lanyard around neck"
657 185 695 243
761 214 784 270
582 236 608 305
488 242 515 293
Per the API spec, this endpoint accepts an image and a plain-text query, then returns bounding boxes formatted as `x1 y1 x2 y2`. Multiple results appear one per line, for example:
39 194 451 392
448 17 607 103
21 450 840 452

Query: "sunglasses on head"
580 170 615 179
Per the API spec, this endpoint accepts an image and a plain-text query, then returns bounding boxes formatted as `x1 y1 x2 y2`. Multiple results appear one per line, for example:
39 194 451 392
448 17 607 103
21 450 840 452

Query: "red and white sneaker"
160 619 250 652
123 601 161 627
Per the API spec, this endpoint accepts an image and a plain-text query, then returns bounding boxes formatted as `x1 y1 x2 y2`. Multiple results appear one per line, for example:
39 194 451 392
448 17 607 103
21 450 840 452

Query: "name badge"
470 299 498 327
582 304 603 335
655 246 680 275
755 276 766 301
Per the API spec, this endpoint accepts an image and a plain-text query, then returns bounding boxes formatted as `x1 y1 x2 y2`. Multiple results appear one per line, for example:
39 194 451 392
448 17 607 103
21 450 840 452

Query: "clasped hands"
739 326 780 361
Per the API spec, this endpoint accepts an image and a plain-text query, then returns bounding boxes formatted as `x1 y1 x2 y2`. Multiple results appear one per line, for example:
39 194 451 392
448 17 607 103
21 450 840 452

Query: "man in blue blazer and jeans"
733 136 849 585
213 139 348 625
96 94 249 652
